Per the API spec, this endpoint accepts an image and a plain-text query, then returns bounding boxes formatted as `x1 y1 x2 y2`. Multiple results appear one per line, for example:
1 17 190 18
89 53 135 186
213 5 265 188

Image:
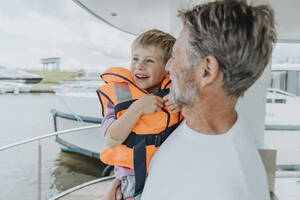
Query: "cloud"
0 11 88 46
0 0 135 70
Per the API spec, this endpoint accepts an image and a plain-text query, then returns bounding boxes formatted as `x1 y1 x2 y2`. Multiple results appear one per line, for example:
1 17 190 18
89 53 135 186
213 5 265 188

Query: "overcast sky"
0 0 299 71
0 0 135 71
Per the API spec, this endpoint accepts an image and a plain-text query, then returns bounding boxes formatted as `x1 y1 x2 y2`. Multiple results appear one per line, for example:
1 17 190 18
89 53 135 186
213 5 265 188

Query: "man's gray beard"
168 67 199 107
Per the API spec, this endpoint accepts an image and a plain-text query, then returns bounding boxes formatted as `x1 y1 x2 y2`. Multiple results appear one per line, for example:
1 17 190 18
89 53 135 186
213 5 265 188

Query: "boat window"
274 98 286 104
271 71 287 91
266 98 272 103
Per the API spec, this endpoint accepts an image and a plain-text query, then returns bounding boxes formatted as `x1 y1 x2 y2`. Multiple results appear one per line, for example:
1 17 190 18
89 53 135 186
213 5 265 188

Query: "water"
0 93 104 200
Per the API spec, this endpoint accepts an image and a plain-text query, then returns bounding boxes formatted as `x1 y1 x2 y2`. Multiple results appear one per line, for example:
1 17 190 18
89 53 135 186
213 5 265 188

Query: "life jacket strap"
114 100 137 117
133 135 146 196
155 88 170 98
122 122 181 196
123 123 178 148
113 88 170 117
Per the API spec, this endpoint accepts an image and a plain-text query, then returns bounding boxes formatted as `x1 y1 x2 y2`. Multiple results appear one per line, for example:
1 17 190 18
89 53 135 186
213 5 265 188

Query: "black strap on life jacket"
155 88 170 98
114 99 137 117
122 122 181 196
113 88 170 117
115 87 175 196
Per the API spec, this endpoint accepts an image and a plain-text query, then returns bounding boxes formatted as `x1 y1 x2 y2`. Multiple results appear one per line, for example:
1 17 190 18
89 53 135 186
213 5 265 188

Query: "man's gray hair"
178 0 277 97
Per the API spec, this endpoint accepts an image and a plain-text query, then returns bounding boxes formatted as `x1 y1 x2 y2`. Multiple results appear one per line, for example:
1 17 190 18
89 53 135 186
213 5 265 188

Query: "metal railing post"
0 124 101 200
38 140 42 200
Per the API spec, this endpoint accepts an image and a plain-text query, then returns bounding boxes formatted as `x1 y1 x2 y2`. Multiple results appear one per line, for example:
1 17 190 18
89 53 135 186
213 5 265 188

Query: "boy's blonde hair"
131 29 176 64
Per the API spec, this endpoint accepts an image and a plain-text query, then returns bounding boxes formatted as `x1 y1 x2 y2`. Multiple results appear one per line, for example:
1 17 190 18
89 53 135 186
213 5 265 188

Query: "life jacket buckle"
154 135 161 147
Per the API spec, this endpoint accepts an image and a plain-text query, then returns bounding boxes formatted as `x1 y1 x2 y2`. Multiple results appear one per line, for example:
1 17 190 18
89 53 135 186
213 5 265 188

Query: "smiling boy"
97 29 183 200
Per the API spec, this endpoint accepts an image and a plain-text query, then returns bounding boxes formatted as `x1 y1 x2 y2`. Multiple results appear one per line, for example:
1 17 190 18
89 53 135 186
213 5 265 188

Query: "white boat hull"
266 103 300 128
54 93 101 118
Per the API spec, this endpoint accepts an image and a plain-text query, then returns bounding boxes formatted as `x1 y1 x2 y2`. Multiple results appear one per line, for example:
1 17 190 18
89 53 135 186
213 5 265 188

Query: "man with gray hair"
141 0 277 199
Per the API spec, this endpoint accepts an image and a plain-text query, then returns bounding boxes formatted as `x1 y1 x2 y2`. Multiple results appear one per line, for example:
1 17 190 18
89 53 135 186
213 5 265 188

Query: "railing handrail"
0 124 101 151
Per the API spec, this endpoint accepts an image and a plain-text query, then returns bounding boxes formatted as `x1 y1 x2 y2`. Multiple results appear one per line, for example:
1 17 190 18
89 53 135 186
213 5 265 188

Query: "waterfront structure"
41 57 61 71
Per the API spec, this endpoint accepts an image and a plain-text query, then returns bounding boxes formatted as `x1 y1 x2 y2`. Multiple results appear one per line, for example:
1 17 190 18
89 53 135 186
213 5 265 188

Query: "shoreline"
29 83 56 93
27 70 84 94
29 90 55 93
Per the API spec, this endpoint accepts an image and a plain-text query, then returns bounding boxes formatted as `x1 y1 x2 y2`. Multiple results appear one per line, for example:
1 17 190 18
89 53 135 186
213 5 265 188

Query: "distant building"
41 57 61 71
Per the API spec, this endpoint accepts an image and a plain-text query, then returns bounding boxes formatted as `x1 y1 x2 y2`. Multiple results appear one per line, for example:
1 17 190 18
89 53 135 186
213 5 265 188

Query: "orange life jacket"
96 67 183 194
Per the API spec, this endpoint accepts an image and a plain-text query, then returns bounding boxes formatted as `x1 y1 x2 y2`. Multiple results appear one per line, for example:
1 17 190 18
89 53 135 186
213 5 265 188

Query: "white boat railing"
0 124 101 200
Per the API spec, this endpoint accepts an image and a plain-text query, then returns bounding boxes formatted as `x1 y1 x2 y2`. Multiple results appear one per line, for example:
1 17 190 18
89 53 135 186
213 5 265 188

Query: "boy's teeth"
136 75 148 78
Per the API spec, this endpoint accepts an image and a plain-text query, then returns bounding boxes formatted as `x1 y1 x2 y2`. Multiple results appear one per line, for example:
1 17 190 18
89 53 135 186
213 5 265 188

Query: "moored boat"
0 66 44 84
0 81 32 94
51 71 105 159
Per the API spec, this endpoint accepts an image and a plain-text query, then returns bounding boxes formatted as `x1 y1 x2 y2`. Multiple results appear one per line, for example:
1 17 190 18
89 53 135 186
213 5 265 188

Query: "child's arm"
101 102 123 147
106 94 164 148
163 95 182 113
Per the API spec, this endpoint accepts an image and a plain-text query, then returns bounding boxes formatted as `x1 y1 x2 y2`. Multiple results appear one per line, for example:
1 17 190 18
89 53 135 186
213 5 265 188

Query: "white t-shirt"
141 117 270 200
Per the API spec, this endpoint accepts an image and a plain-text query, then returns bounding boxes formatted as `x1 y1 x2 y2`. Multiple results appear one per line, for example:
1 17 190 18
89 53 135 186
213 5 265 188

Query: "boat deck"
51 175 300 200
274 177 300 200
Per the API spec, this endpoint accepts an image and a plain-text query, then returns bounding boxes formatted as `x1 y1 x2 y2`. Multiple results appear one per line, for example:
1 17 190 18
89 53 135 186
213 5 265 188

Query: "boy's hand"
102 178 122 200
133 94 164 114
163 95 182 114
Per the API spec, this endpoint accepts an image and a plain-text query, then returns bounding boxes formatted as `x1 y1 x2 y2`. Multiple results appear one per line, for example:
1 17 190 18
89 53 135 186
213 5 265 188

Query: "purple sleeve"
114 166 135 179
101 102 116 136
101 102 135 178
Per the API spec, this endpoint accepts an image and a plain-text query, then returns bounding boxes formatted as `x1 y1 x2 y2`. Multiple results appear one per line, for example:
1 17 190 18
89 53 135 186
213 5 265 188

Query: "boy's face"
131 46 166 93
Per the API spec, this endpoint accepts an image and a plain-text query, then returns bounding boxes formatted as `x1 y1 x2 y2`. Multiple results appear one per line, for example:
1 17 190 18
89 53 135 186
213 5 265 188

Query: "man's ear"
198 55 221 87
